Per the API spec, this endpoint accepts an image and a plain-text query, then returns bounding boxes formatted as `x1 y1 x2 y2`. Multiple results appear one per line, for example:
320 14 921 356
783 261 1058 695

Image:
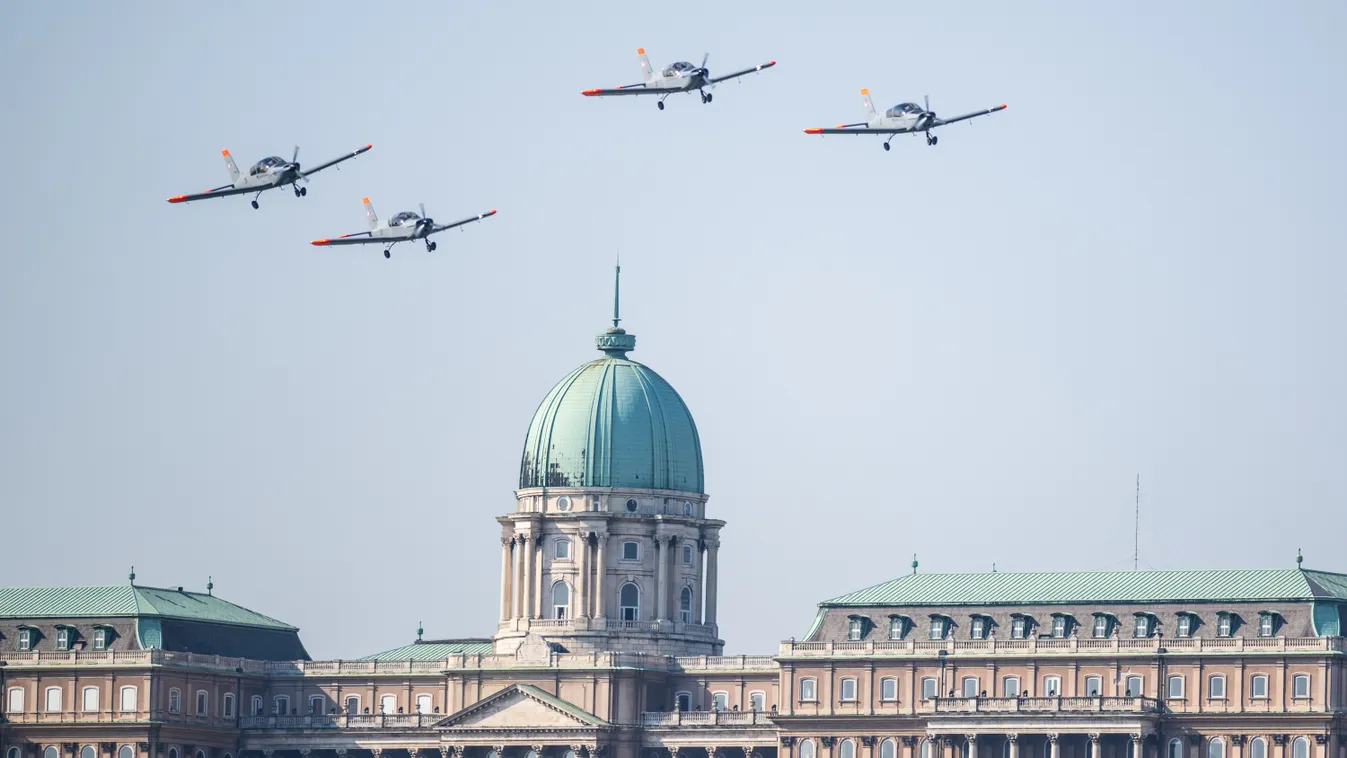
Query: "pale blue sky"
2 2 1343 658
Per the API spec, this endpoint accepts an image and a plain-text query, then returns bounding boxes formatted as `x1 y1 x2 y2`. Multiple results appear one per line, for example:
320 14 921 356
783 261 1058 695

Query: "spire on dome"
596 259 636 358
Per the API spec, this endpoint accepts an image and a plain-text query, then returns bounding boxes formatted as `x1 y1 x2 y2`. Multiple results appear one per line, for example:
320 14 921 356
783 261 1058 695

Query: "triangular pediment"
437 685 610 731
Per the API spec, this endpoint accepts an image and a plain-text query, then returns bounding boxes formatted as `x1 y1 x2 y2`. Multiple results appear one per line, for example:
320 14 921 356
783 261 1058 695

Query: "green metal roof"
359 639 494 660
0 585 295 630
825 569 1347 607
519 350 704 494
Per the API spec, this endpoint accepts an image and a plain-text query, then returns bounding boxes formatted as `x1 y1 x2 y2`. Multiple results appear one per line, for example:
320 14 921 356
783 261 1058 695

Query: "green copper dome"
519 274 704 493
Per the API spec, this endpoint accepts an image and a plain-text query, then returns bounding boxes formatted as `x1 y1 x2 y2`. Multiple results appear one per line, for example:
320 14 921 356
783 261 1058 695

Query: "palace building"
3 272 1344 758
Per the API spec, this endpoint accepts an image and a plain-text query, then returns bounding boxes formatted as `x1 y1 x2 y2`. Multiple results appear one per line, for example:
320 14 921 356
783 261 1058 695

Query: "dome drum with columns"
496 265 724 657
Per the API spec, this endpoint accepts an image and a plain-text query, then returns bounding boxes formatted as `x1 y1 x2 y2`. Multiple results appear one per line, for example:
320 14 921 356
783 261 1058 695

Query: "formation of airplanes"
165 47 1006 258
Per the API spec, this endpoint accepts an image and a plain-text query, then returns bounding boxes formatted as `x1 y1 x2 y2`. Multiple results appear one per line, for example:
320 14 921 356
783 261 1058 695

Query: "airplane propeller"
918 95 937 129
693 52 711 81
415 203 435 232
289 145 310 183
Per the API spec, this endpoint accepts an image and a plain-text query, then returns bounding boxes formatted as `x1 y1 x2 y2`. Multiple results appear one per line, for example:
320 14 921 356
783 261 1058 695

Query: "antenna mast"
1133 474 1140 571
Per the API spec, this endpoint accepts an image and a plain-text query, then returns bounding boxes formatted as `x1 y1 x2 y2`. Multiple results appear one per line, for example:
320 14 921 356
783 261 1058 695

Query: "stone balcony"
923 696 1162 714
498 617 719 638
642 711 776 727
239 714 446 730
778 636 1346 658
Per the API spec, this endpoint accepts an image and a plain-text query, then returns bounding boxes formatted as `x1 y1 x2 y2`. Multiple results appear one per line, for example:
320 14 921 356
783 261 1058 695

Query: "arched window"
168 748 179 758
920 740 932 758
1044 676 1061 697
800 741 817 758
921 677 938 699
82 686 99 712
799 678 817 701
840 677 858 701
839 740 856 758
309 695 325 715
552 581 571 619
273 695 289 715
196 690 209 715
1250 674 1269 698
880 677 898 701
961 676 979 697
1002 676 1021 697
749 691 765 711
344 695 360 714
619 582 640 621
380 694 396 714
45 748 59 758
680 586 693 624
881 740 897 758
45 686 62 712
1085 675 1102 696
168 687 181 713
1291 739 1309 758
526 752 540 758
1208 738 1225 758
1167 675 1185 699
80 747 95 758
712 692 729 710
676 692 691 712
416 694 431 714
222 693 235 718
1249 739 1267 758
1168 739 1184 758
1126 675 1144 697
196 750 206 758
7 687 24 713
1209 675 1226 699
250 695 262 715
9 747 23 758
118 746 134 758
1292 674 1310 698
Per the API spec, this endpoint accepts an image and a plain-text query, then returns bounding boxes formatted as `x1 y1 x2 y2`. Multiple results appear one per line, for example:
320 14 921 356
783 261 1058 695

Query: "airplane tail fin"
638 47 654 82
222 150 241 183
860 88 876 118
363 197 378 230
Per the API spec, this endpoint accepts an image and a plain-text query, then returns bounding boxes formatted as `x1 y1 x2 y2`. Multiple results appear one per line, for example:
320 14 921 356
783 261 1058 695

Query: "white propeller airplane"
167 144 372 208
310 198 497 259
804 90 1006 151
582 48 776 110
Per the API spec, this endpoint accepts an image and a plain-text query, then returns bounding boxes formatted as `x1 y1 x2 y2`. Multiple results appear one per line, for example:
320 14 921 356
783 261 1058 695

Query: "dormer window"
1217 612 1233 637
1091 613 1115 638
928 615 949 640
1258 612 1277 637
1133 613 1154 638
847 617 865 641
92 628 107 650
55 627 71 651
1050 614 1072 638
18 628 32 651
1010 615 1029 639
970 615 990 640
1176 613 1194 638
888 615 909 640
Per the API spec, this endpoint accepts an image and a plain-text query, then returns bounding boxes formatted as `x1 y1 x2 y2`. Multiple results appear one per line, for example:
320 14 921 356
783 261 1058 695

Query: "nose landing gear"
925 132 939 146
293 185 308 197
425 240 438 252
700 91 713 104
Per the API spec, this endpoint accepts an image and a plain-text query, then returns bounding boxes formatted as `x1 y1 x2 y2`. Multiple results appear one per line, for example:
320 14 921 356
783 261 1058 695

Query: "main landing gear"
251 200 259 209
383 241 398 259
700 91 713 104
292 185 307 197
884 135 895 152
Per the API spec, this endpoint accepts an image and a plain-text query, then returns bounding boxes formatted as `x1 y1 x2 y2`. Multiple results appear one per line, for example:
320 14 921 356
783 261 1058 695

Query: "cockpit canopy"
387 211 421 227
248 156 289 176
885 102 925 119
662 61 697 77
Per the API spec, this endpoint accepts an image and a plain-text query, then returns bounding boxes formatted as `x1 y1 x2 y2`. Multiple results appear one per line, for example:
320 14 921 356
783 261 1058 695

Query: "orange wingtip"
768 60 776 65
311 238 332 246
221 150 230 156
489 209 498 214
637 47 645 55
364 143 372 149
860 88 869 95
1000 103 1007 109
362 197 371 204
582 88 602 96
167 195 187 203
804 128 824 134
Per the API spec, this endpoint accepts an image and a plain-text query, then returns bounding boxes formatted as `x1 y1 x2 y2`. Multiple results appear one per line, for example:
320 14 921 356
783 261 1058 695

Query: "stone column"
579 532 591 618
966 737 978 758
705 539 720 625
1132 735 1144 758
1008 735 1019 758
743 748 757 758
500 537 514 621
656 535 668 621
513 535 527 618
521 530 534 621
595 532 608 618
533 536 543 619
1048 735 1060 758
1089 734 1101 758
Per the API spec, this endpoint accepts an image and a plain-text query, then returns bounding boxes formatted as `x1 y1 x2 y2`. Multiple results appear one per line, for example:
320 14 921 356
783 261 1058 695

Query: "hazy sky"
2 2 1344 659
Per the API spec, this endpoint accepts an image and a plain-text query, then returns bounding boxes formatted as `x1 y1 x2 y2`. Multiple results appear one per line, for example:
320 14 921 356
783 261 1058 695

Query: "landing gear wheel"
427 242 437 252
883 142 891 152
705 92 712 103
384 249 391 259
657 101 665 111
251 200 259 209
931 135 938 146
299 186 307 196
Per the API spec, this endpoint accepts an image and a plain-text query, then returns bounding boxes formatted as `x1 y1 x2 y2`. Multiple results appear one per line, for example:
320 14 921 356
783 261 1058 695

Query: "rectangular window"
222 693 235 718
82 687 99 712
45 687 62 712
1217 614 1232 637
197 691 208 715
1250 675 1268 698
1126 676 1144 697
750 691 766 711
1134 616 1150 638
800 679 817 701
971 617 986 640
56 629 70 650
93 629 107 650
169 689 181 713
961 677 978 698
119 687 137 712
1052 616 1067 638
840 678 857 701
1168 676 1185 699
275 695 290 715
1292 674 1310 698
1002 677 1021 697
18 629 31 651
251 695 263 715
682 544 693 564
848 618 863 641
713 692 729 710
1209 676 1226 699
880 678 898 701
889 617 904 640
1085 676 1102 696
1011 617 1026 639
1177 615 1192 638
416 694 431 714
1044 676 1061 696
622 541 640 561
555 539 571 560
1259 613 1274 637
8 687 24 713
921 677 938 699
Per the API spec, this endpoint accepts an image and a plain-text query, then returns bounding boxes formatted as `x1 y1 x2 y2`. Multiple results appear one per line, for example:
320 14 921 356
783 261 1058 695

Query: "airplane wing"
802 126 915 135
431 209 497 233
299 143 373 176
310 232 379 246
582 84 656 97
708 60 776 84
933 104 1007 127
166 184 253 203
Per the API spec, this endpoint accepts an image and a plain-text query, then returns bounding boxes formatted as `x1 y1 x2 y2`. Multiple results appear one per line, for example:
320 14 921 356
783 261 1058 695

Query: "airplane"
581 48 776 110
167 144 372 208
310 198 497 259
803 90 1006 151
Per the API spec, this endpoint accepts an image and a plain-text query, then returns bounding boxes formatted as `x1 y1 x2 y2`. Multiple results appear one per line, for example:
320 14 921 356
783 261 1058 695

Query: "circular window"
625 498 639 513
556 496 571 512
683 501 693 516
